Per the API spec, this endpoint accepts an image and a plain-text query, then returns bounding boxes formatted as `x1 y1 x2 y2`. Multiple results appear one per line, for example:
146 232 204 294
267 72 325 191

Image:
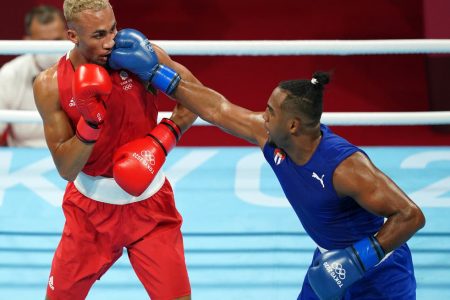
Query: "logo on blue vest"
273 148 286 165
312 172 325 189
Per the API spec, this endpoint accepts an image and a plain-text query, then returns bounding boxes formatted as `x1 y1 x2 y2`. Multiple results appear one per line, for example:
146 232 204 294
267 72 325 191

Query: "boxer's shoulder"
36 64 58 85
34 64 59 103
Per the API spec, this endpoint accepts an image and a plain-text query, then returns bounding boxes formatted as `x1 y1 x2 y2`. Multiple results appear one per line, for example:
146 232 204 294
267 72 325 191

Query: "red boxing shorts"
46 178 190 300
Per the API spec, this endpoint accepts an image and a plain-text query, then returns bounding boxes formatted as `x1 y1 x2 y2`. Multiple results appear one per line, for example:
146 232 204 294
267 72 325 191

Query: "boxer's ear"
67 29 79 46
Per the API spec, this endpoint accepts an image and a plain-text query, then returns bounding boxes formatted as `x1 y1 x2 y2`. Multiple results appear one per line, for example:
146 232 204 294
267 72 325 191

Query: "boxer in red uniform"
33 1 199 299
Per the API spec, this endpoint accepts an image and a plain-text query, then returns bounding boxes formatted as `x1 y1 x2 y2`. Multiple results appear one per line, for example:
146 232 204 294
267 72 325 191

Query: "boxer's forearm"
374 205 425 253
173 80 266 145
173 80 227 126
169 103 197 134
51 137 95 181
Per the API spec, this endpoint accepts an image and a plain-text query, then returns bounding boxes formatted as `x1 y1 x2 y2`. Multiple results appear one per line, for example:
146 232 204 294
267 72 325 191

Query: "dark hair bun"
311 72 330 87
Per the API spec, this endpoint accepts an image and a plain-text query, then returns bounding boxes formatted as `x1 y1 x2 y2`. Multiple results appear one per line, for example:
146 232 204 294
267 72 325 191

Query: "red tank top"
57 55 158 177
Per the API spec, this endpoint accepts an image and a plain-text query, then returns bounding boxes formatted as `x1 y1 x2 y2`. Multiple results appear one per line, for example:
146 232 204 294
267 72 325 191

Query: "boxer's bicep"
334 152 409 217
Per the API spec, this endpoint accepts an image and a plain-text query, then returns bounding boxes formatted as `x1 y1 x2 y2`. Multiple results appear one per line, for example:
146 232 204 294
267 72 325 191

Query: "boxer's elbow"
57 167 78 182
412 205 426 231
403 203 426 233
54 158 79 182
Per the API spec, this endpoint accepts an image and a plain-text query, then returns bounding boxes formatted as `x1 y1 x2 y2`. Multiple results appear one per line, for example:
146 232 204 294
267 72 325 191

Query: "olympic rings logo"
331 262 346 280
141 150 156 166
123 83 133 91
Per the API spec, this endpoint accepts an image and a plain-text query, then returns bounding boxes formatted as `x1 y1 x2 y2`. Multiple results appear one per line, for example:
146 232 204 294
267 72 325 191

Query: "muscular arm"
333 151 426 253
172 80 268 147
157 47 268 146
33 67 93 181
153 45 198 134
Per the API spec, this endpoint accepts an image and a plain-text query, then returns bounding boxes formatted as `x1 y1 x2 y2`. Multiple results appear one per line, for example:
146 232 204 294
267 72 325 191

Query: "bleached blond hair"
63 0 110 22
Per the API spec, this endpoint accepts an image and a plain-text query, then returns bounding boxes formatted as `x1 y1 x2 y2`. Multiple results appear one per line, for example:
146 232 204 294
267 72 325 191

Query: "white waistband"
317 244 393 265
73 170 165 205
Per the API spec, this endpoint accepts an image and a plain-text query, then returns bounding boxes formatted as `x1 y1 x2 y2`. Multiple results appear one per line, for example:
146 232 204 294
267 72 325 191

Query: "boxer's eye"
92 31 107 39
110 23 117 34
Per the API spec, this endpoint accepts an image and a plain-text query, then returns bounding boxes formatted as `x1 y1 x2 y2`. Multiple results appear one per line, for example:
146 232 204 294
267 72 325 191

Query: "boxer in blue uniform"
109 35 425 299
263 126 417 299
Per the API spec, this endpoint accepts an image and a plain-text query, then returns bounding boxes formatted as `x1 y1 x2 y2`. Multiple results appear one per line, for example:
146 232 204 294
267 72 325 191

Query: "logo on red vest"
68 98 76 107
118 70 134 91
273 148 286 165
119 70 129 80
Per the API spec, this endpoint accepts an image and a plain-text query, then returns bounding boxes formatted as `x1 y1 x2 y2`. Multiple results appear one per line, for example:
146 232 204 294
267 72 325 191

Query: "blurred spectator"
0 5 66 147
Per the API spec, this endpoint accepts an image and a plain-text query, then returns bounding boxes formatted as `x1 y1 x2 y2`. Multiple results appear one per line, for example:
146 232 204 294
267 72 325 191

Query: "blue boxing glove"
307 236 385 300
108 28 180 94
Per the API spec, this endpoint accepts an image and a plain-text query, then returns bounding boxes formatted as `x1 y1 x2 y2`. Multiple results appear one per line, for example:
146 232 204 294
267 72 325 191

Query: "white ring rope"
1 39 450 55
2 39 449 126
1 110 449 126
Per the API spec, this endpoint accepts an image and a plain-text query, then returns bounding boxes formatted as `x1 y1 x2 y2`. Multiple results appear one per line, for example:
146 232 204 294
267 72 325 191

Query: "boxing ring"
1 40 450 299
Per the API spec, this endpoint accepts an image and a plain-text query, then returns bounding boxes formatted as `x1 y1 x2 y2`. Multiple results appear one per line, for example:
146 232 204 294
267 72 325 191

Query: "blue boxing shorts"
298 243 416 299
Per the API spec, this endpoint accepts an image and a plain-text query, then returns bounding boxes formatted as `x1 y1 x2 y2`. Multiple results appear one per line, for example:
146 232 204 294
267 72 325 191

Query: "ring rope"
1 39 450 55
2 40 449 126
1 110 449 126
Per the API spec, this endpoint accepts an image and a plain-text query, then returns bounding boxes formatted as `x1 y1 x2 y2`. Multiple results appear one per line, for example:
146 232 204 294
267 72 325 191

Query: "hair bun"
311 72 330 87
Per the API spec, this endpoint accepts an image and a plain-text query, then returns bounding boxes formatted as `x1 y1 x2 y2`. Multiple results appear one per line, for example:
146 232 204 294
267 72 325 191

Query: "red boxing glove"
73 64 112 143
113 118 181 196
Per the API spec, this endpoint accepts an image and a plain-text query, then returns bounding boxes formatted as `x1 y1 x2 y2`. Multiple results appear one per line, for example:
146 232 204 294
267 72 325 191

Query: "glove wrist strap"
149 65 181 95
76 117 101 144
352 236 385 271
160 118 182 141
147 118 180 155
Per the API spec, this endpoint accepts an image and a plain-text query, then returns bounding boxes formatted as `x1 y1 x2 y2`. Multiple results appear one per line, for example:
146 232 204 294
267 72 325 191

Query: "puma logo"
312 172 325 189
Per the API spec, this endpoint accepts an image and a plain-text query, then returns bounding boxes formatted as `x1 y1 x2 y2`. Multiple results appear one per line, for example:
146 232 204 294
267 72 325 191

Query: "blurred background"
1 0 449 146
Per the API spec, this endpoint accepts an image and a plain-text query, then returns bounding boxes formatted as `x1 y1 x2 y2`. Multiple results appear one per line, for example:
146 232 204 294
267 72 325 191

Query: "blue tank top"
263 124 384 250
